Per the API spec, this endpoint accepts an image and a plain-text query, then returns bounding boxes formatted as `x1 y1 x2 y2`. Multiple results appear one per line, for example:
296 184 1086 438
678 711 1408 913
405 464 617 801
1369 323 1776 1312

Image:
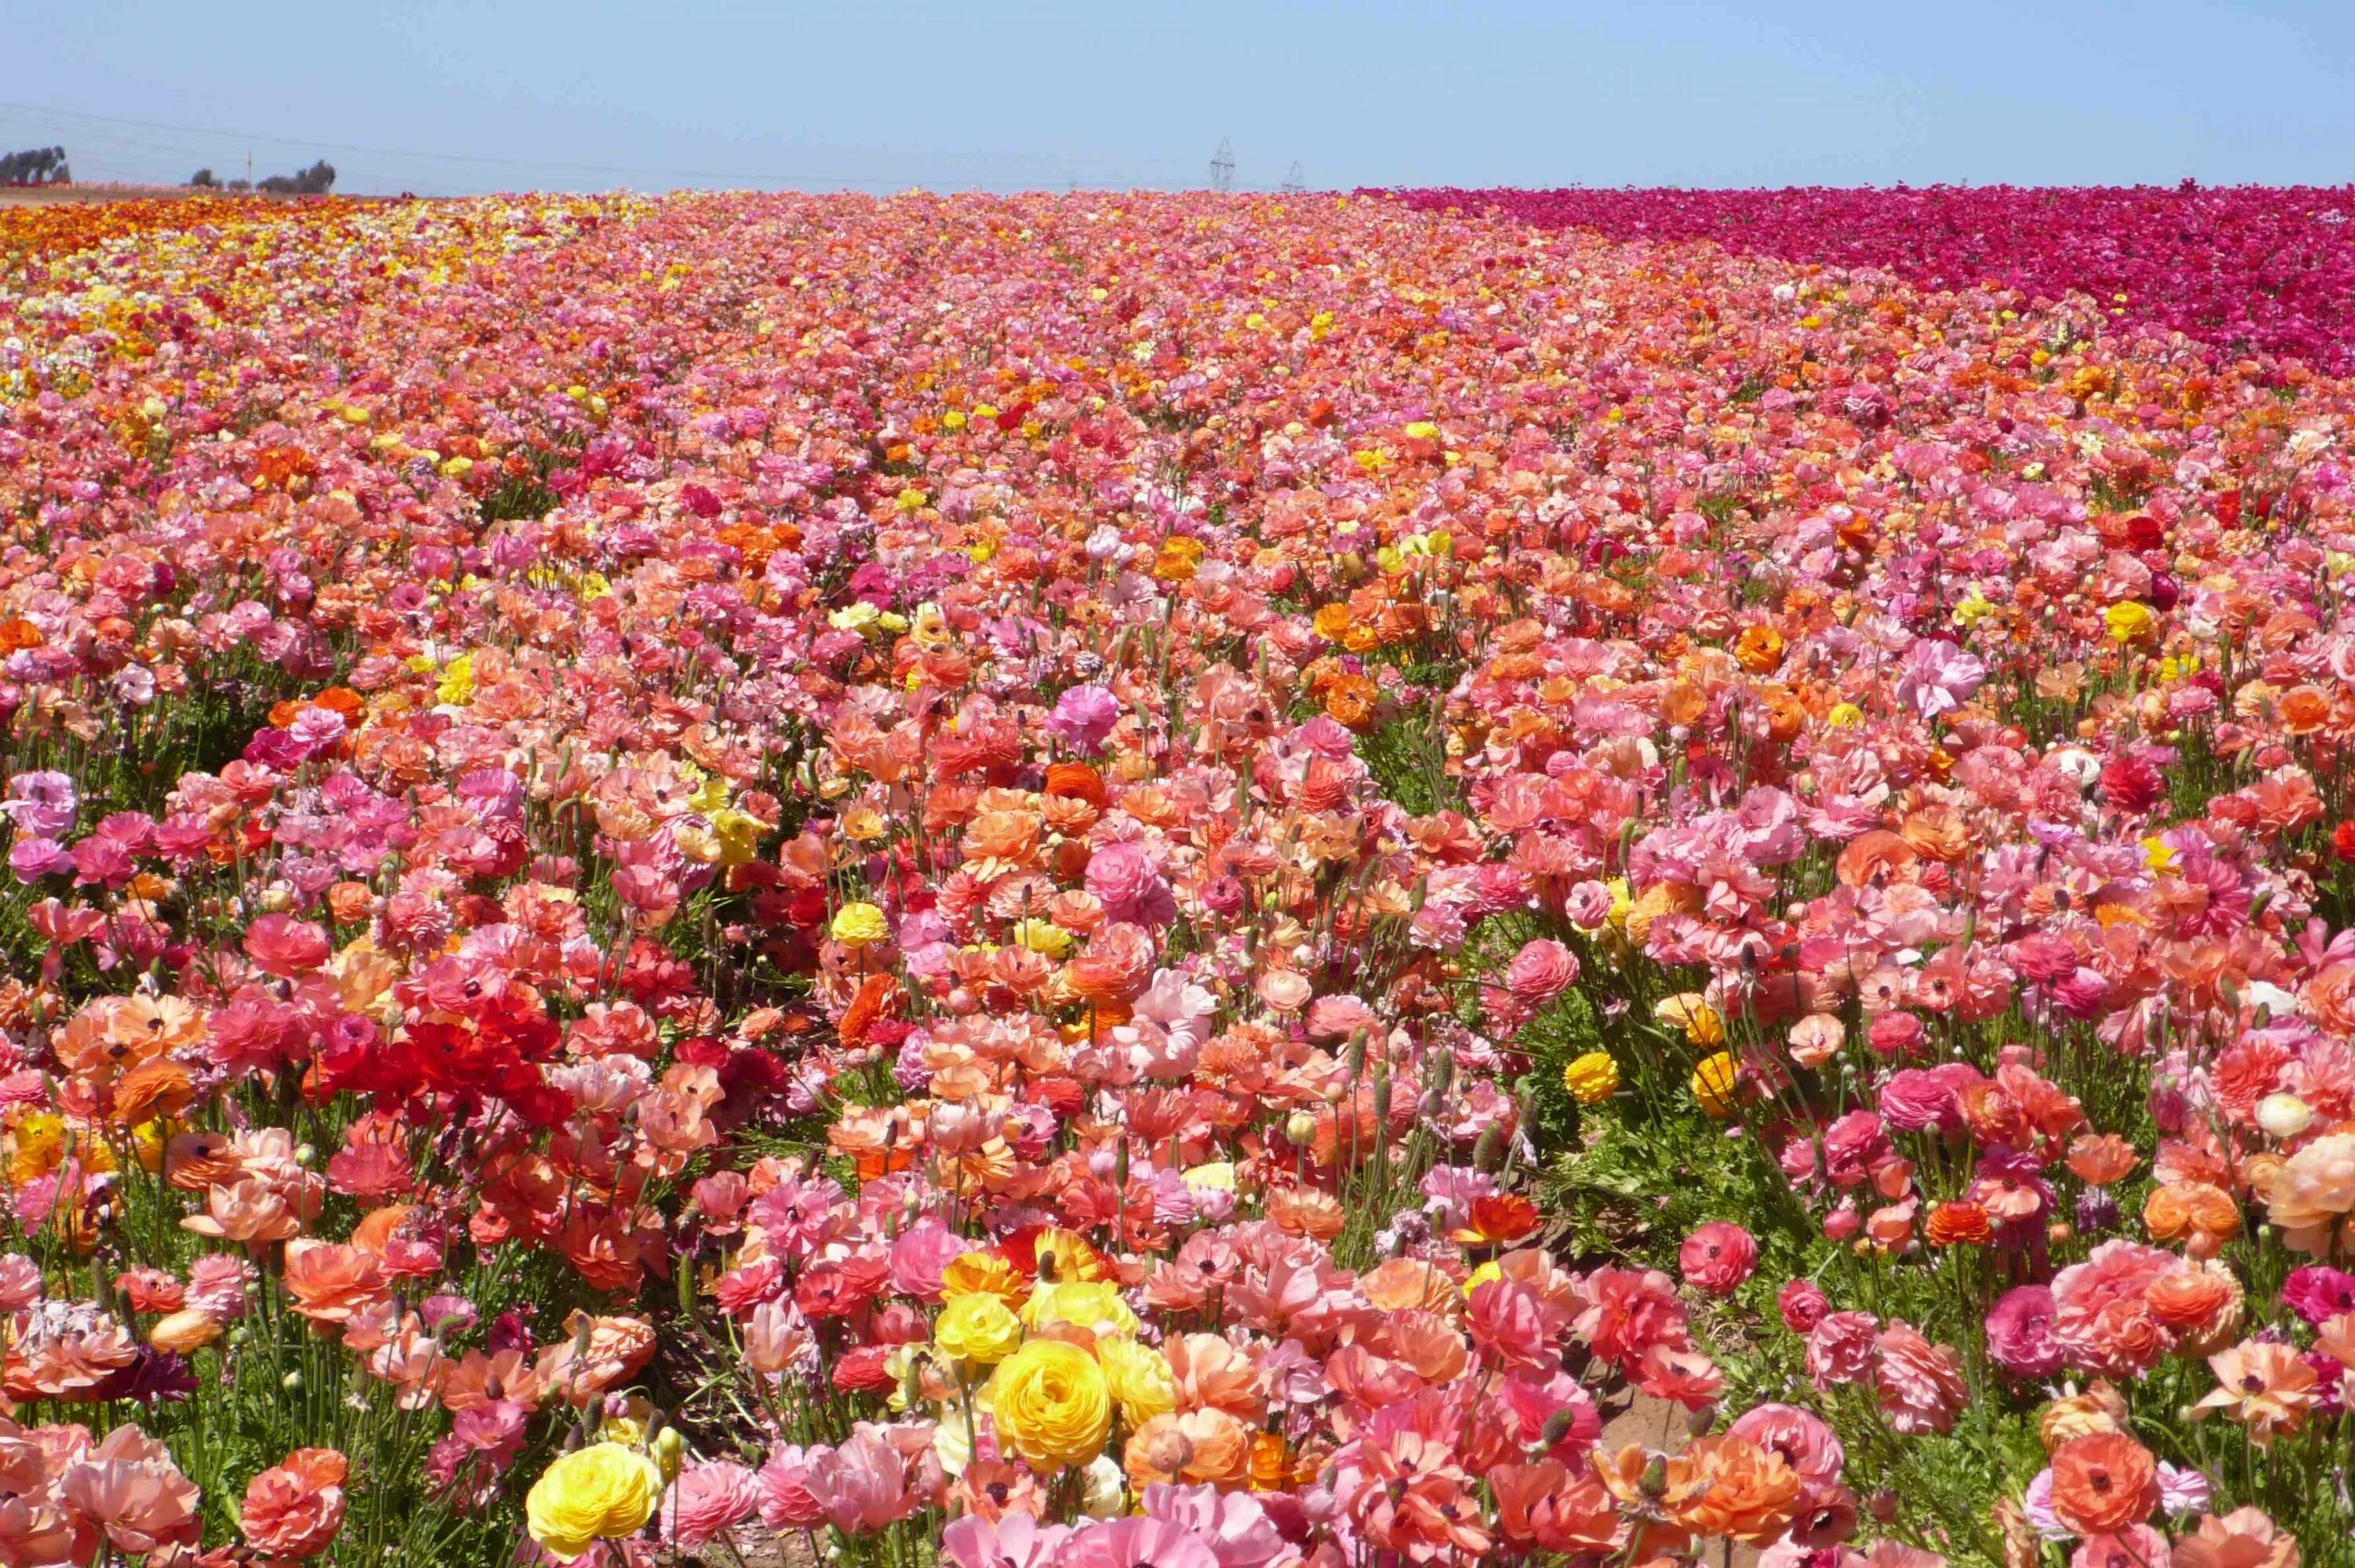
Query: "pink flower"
1678 1221 1758 1297
1468 1278 1565 1370
1806 1311 1880 1389
2051 1241 2178 1377
1057 1516 1224 1568
887 1220 970 1303
1728 1402 1845 1482
1140 1484 1293 1568
1085 841 1177 928
1046 684 1121 753
242 913 331 977
1778 1278 1830 1334
1874 1321 1968 1435
666 1460 760 1548
2072 1524 2173 1568
1504 939 1579 1005
757 1444 826 1529
805 1427 909 1533
1984 1285 2065 1381
944 1511 1067 1568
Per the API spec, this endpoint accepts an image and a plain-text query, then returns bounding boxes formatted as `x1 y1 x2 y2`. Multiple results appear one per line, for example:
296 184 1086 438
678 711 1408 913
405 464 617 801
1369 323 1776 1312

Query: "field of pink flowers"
1387 184 2355 376
0 187 2353 1568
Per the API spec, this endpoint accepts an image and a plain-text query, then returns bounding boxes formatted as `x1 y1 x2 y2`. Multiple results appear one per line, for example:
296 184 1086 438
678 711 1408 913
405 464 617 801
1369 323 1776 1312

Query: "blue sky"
10 1 2355 195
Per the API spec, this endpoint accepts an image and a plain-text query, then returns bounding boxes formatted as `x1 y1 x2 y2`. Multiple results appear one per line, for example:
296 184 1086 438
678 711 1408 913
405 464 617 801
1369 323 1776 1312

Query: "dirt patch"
0 184 204 206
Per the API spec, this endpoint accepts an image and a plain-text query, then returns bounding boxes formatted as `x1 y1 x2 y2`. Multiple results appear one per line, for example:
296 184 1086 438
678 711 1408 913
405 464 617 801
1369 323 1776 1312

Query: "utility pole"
1280 161 1305 195
1210 139 1235 194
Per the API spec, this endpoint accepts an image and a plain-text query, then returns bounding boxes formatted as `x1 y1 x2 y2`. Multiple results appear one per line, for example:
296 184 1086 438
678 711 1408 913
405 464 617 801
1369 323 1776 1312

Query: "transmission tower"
1210 139 1236 193
1280 161 1306 195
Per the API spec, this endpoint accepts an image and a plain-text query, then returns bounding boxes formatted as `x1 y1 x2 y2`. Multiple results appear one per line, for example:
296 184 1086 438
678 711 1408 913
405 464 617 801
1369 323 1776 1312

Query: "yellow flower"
1152 537 1205 583
1181 1161 1236 1194
687 772 730 817
130 1120 169 1174
2141 836 2179 874
934 1293 1024 1365
434 652 475 707
578 572 613 602
940 1250 1028 1306
1655 994 1725 1048
828 601 882 634
1461 1259 1503 1299
1692 1051 1740 1118
1605 877 1633 928
707 809 762 867
985 1339 1112 1471
650 1427 685 1484
896 487 928 513
1097 1337 1178 1427
1010 918 1073 959
525 1443 665 1562
829 902 890 948
2105 600 2156 644
1023 1280 1138 1340
1403 421 1440 442
10 1111 65 1182
1563 1051 1620 1106
1826 702 1864 727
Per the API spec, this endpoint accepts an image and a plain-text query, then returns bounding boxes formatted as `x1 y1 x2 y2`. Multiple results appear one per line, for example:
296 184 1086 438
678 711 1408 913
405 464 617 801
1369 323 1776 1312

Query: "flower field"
0 186 2353 1567
1387 184 2355 376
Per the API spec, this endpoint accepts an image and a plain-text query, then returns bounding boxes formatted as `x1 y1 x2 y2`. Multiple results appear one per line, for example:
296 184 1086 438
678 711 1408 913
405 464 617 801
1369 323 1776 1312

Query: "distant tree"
257 159 336 196
190 168 217 188
0 146 69 185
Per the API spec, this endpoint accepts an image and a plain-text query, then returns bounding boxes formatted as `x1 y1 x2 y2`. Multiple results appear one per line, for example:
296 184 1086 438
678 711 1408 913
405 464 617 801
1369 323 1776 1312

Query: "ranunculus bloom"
665 1460 761 1548
239 1448 349 1559
1984 1285 2065 1380
2046 1431 2159 1536
1678 1221 1758 1297
527 1443 665 1561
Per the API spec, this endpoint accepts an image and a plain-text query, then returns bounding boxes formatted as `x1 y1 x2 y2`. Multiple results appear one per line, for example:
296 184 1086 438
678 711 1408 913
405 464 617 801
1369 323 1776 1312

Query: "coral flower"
2189 1340 2320 1446
239 1448 349 1559
2046 1431 2159 1535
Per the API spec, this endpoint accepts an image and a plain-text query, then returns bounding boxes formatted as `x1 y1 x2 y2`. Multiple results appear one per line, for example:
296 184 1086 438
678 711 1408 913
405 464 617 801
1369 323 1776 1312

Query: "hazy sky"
10 1 2355 195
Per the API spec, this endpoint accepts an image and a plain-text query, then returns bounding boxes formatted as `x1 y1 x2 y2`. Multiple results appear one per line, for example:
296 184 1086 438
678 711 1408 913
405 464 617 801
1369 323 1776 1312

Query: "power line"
0 100 944 189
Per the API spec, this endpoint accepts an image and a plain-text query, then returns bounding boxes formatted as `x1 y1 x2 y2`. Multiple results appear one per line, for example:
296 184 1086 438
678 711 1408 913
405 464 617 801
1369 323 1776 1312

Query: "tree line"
0 146 71 184
190 159 337 195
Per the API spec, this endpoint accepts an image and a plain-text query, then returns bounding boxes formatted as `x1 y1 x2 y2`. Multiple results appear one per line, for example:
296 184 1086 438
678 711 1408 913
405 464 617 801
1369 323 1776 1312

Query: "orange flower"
1123 1408 1250 1490
2144 1261 2241 1344
1266 1183 1345 1241
1923 1200 1992 1248
1450 1193 1541 1245
1042 762 1105 808
1360 1258 1464 1315
279 1240 388 1330
1662 1434 1801 1545
107 1059 193 1129
1165 1331 1268 1421
239 1448 349 1559
1732 624 1786 673
2066 1133 2138 1187
2046 1431 2158 1535
2142 1181 2241 1259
